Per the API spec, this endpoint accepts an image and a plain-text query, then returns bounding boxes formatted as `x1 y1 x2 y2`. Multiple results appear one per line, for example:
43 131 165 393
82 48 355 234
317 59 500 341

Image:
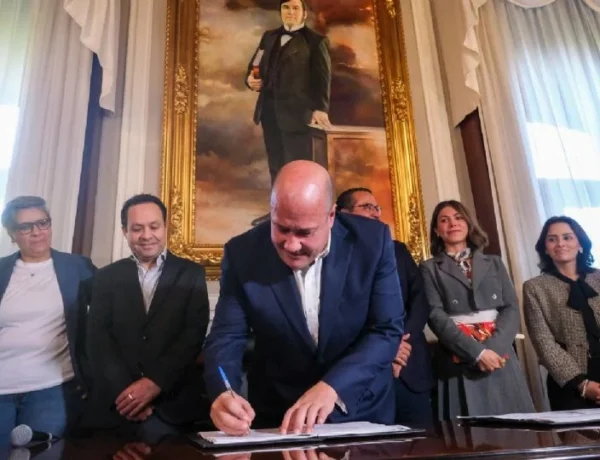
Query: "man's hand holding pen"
210 389 256 436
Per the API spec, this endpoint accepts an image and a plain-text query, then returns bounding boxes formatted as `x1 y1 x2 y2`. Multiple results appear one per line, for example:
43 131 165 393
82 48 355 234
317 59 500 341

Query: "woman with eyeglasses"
0 196 96 444
421 200 534 420
524 216 600 410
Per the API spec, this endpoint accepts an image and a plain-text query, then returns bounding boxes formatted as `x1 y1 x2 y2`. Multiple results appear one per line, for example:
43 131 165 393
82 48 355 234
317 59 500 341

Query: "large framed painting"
162 0 428 280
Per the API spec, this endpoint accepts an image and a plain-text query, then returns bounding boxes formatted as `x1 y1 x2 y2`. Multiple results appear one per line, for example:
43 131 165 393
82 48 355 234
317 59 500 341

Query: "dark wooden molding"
459 109 501 256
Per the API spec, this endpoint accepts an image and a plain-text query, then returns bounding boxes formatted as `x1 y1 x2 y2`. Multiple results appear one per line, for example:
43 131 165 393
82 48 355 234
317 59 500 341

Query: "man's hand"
477 349 506 373
392 333 411 378
113 442 152 460
210 391 256 435
310 110 332 129
127 406 153 423
280 381 338 434
247 74 262 92
115 378 161 419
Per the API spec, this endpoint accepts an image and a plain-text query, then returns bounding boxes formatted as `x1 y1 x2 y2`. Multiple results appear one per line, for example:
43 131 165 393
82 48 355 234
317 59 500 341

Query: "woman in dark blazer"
421 200 534 420
524 216 600 410
0 196 96 444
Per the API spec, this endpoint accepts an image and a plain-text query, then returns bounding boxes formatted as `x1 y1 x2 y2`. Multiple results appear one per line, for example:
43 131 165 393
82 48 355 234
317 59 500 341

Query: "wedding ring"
127 393 134 400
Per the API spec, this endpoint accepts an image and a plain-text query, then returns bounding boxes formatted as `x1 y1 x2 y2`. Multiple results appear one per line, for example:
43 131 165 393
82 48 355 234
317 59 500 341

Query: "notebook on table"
190 421 424 449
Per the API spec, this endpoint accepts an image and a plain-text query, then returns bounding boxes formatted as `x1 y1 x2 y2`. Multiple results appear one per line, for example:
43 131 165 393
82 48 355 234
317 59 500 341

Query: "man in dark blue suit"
337 188 434 426
204 161 404 435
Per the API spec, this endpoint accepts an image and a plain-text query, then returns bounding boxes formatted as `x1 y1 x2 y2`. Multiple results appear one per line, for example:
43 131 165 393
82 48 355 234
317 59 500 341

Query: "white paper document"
197 421 414 446
459 408 600 425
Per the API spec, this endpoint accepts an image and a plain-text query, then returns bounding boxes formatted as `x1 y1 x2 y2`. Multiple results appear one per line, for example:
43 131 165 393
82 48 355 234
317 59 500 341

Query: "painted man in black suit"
246 0 332 187
337 188 434 426
86 194 210 440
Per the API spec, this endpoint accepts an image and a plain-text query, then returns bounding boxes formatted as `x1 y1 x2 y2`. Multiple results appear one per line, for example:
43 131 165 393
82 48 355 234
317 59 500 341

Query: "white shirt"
281 23 305 47
293 235 331 345
0 258 74 394
131 249 167 312
292 234 347 413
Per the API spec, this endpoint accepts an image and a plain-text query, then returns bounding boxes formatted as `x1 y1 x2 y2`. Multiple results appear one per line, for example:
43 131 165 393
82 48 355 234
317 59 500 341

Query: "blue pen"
218 366 235 399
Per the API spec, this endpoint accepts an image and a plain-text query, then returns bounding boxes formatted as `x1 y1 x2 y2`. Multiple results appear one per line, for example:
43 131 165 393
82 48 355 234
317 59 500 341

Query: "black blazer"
394 241 434 392
86 251 210 425
247 26 331 131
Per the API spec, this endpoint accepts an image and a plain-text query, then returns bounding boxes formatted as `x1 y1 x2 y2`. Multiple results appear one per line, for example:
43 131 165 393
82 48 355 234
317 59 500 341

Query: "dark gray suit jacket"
247 26 331 132
421 251 521 363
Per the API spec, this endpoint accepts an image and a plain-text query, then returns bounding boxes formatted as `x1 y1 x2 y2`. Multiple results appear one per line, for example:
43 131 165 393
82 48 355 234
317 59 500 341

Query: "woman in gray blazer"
524 216 600 410
421 200 534 420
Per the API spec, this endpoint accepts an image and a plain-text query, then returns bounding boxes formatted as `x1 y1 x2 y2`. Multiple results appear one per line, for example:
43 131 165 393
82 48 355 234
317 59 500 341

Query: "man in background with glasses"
0 196 96 444
336 187 434 427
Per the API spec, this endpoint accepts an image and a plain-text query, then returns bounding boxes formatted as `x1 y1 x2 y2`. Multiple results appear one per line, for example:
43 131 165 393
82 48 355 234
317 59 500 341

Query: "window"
504 0 600 265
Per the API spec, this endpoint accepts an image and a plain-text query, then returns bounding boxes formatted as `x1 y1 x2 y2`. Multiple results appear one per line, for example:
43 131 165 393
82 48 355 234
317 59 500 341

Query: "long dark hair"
535 216 594 274
429 200 488 256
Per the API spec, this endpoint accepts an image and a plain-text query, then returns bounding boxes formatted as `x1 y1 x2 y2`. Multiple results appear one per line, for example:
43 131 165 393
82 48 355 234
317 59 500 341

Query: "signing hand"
247 74 262 91
310 110 332 129
393 333 412 377
280 381 338 435
115 378 161 419
477 349 506 373
210 391 256 436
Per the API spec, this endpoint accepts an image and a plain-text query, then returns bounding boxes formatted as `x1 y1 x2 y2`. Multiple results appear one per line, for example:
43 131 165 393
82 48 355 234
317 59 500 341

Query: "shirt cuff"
336 398 348 414
475 349 487 363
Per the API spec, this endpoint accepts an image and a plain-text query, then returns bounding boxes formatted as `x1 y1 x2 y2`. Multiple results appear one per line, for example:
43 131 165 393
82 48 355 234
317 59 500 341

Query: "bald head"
271 160 334 214
270 161 336 270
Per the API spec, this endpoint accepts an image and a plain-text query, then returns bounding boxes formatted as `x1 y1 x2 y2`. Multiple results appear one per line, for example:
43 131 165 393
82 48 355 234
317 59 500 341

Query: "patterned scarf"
447 247 473 282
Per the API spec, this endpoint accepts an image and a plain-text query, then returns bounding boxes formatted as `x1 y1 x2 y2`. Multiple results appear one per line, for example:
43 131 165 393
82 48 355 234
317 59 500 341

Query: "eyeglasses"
355 203 382 213
13 218 52 235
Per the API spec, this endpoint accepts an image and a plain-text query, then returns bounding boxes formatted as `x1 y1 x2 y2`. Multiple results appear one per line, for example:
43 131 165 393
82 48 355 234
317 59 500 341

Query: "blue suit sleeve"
321 225 404 412
203 244 249 401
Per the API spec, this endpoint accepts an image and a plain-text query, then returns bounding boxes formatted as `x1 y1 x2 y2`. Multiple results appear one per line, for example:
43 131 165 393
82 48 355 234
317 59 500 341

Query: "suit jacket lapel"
471 251 491 292
0 252 19 305
261 31 278 75
267 245 316 354
146 252 178 322
52 250 72 308
51 250 79 346
436 253 471 289
122 259 147 319
278 33 305 66
317 221 352 356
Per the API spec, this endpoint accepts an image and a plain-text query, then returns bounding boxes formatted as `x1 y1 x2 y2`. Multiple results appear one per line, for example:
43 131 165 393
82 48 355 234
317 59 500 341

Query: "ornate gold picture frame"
161 0 427 280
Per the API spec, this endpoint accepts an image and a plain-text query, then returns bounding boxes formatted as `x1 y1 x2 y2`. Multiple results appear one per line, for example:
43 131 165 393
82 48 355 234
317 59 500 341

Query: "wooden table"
6 421 600 459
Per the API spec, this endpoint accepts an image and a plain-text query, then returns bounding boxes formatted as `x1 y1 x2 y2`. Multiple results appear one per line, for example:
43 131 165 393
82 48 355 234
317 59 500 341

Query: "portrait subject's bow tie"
281 28 301 37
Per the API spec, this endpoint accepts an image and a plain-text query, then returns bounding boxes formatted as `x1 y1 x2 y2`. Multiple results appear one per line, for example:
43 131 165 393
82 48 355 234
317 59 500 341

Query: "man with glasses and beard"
204 161 404 435
0 196 96 444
